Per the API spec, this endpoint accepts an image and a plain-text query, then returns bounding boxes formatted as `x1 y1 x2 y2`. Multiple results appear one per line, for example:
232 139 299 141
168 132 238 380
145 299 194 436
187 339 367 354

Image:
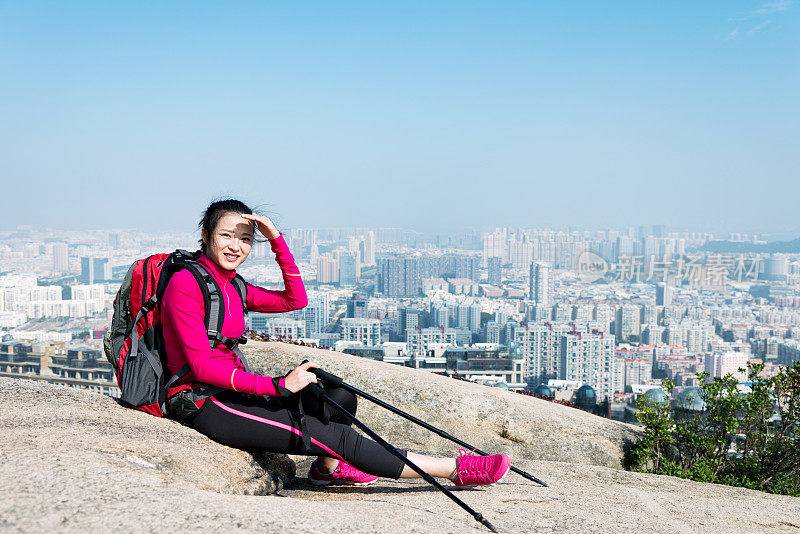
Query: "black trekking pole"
308 365 547 487
305 382 499 533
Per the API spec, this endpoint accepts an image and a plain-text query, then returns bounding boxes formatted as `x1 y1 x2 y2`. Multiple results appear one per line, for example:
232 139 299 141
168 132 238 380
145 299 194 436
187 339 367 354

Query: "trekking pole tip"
475 514 498 533
512 467 548 487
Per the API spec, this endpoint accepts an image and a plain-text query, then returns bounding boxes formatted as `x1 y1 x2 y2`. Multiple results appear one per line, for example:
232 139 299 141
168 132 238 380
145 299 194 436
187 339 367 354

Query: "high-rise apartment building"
341 318 382 346
482 229 507 267
487 257 502 286
515 322 573 384
656 282 672 306
594 304 613 333
704 351 749 381
257 318 306 339
614 236 634 261
685 324 710 354
346 294 367 318
663 305 685 324
641 304 659 325
469 301 481 332
615 305 641 340
508 237 534 269
52 243 68 273
613 348 653 392
303 295 330 335
404 258 419 297
418 255 479 282
665 324 686 347
553 303 571 322
642 324 665 345
431 305 448 328
515 322 551 385
455 301 482 332
339 253 357 287
316 254 338 284
399 307 420 339
485 321 501 344
573 305 594 323
406 326 472 356
363 231 376 266
377 257 420 297
529 263 552 306
560 332 615 401
456 301 470 331
80 257 110 284
642 236 660 259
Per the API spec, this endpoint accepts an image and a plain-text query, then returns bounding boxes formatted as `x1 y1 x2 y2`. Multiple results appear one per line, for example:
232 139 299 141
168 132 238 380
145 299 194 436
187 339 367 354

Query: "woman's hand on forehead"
241 213 280 240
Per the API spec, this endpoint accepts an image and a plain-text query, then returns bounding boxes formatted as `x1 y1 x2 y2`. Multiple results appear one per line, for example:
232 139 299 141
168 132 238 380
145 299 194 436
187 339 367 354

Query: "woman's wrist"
267 231 281 241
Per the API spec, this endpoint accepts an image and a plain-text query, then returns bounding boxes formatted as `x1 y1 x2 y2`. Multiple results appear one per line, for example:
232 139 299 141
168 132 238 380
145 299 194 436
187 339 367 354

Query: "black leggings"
189 387 407 479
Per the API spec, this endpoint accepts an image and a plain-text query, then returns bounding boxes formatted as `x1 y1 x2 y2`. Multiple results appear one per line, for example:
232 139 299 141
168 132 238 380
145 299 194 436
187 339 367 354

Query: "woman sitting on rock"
161 198 510 487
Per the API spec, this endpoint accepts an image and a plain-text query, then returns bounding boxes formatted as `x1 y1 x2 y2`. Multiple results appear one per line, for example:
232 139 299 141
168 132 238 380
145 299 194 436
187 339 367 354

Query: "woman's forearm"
246 234 308 312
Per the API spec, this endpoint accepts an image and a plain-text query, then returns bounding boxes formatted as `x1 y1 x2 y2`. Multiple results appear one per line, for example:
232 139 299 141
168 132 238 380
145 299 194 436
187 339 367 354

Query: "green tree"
628 378 675 473
627 362 800 496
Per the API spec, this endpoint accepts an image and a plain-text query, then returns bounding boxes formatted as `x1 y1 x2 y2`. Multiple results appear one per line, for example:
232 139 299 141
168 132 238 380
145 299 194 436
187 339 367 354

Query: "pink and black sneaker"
452 449 511 487
308 459 379 486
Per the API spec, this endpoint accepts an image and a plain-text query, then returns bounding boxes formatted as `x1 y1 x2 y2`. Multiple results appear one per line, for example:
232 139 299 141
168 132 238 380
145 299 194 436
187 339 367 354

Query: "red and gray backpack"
103 249 249 417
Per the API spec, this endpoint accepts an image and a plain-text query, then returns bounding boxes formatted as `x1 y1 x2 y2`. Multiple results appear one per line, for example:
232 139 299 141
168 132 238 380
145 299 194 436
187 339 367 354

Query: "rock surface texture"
1 341 798 533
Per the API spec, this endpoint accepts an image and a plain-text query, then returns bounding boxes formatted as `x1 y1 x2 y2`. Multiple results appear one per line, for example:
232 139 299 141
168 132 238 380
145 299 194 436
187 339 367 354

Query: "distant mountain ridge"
700 237 800 253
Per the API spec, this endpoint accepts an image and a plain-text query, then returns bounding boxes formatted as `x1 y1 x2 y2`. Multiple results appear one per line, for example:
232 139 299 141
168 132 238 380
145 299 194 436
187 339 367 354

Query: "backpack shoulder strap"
160 251 250 357
229 274 251 372
159 250 226 351
231 274 248 314
183 260 225 351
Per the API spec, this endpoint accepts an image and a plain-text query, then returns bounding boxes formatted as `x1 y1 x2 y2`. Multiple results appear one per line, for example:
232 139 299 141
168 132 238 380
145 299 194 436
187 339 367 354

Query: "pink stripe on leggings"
209 396 344 461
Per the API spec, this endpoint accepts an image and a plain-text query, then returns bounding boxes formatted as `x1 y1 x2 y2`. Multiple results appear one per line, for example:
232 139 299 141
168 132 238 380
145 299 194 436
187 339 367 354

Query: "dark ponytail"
198 198 256 254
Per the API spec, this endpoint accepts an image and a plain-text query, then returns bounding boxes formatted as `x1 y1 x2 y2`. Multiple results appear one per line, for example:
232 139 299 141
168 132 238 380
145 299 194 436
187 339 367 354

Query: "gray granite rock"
244 341 642 469
2 342 798 533
0 377 295 498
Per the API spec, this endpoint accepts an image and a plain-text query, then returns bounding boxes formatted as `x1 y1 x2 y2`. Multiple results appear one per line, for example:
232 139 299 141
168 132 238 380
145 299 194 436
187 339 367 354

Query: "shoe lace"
336 460 360 478
457 448 481 476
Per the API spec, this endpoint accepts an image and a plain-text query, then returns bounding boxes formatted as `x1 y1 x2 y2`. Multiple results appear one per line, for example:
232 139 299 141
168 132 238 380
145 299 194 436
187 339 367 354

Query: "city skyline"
1 2 798 236
3 213 799 392
0 221 792 246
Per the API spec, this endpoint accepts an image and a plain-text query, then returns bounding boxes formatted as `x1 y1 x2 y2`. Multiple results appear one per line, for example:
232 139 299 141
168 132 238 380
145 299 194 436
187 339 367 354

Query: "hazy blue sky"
1 1 798 237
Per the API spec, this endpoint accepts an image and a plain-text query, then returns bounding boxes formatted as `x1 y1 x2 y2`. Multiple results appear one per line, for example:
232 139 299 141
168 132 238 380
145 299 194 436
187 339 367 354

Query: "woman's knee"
325 387 357 420
299 386 357 422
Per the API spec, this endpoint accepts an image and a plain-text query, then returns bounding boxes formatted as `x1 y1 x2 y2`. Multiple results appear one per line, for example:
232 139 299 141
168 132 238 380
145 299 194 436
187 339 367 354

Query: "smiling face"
202 212 254 271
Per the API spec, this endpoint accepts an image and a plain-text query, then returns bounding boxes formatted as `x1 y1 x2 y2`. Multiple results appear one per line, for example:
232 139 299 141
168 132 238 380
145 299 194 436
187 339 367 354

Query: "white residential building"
341 318 382 346
704 351 749 381
560 332 615 402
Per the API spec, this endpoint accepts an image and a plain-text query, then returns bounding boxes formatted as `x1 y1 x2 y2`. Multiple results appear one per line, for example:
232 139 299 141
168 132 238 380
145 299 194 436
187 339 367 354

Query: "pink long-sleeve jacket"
161 233 308 403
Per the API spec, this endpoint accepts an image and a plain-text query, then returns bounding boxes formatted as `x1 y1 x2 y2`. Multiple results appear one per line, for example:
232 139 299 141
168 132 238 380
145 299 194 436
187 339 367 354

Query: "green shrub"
626 361 800 497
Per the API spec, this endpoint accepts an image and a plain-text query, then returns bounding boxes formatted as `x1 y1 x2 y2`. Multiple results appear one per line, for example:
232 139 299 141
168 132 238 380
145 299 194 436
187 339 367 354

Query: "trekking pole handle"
300 360 343 387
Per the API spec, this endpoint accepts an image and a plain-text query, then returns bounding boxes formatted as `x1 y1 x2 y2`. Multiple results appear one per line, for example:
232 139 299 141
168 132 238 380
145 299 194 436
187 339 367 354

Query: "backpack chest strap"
215 334 247 350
